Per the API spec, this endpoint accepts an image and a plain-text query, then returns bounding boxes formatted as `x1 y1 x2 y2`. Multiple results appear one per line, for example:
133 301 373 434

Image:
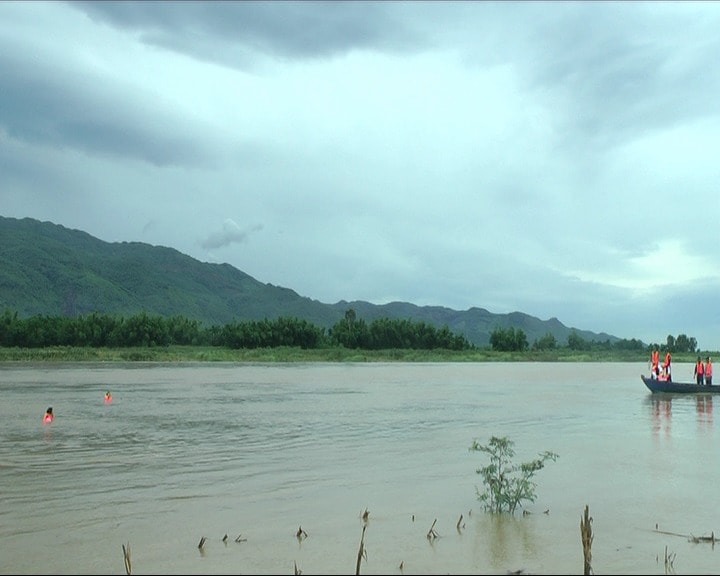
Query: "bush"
470 435 558 514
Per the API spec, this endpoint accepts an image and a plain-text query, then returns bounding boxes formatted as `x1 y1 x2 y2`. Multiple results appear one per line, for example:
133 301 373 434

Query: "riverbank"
0 344 703 363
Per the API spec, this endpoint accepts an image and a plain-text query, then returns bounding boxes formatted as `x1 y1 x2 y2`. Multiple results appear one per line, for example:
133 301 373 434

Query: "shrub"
470 435 558 514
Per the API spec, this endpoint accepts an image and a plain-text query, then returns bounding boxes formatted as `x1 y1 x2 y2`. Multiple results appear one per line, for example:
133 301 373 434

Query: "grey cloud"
200 219 263 250
46 1 720 161
0 49 209 167
68 0 428 68
444 2 720 154
521 4 720 150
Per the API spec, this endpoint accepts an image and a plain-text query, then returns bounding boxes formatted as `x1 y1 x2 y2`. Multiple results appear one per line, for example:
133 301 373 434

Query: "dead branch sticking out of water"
198 536 207 549
456 513 465 532
663 544 676 574
235 533 247 543
427 518 439 541
296 526 308 541
654 524 717 544
580 504 593 576
294 560 302 575
689 531 716 545
361 508 369 522
122 542 131 575
355 523 367 575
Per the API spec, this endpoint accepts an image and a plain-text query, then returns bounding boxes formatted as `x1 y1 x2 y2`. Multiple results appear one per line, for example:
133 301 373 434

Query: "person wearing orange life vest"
43 407 54 424
662 350 672 381
104 391 112 403
694 356 705 385
650 347 660 378
705 357 713 386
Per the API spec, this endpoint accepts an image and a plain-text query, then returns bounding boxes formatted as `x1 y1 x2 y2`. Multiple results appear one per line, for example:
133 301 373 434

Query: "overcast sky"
2 1 720 349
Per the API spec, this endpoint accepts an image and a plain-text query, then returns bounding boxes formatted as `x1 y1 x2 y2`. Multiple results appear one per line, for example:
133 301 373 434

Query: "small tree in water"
470 435 558 514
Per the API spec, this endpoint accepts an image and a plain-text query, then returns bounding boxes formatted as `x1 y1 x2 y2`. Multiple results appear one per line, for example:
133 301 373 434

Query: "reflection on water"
2 362 720 575
649 394 715 439
484 513 535 568
696 395 714 428
650 396 673 439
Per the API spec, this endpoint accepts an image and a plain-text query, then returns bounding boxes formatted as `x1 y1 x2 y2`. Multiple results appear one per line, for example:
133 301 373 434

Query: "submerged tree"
470 435 558 514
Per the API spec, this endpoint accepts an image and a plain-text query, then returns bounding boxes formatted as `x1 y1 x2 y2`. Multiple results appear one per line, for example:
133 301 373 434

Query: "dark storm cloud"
0 49 208 167
68 0 427 67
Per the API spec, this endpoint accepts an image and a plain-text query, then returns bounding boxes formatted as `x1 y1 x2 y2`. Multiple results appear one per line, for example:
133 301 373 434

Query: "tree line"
488 326 698 353
0 308 472 351
0 308 687 352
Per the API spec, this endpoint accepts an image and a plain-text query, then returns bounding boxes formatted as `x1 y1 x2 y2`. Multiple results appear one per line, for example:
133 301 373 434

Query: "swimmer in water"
104 391 112 403
43 407 54 424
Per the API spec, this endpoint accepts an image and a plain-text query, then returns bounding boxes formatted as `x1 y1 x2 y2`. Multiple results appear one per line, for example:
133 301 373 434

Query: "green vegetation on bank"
0 345 710 364
0 308 708 363
0 308 471 351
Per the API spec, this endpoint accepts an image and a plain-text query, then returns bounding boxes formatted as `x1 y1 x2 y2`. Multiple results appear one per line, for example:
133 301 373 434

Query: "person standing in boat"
650 347 660 378
662 350 672 381
705 357 713 386
694 356 705 385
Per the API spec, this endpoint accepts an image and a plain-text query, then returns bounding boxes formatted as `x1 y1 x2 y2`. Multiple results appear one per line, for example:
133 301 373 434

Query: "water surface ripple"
1 362 717 574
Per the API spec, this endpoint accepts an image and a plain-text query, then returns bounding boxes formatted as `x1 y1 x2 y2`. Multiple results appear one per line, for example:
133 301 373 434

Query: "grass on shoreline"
0 345 705 364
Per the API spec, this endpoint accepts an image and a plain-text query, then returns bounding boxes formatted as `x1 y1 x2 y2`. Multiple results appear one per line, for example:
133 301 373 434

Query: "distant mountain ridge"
0 215 620 347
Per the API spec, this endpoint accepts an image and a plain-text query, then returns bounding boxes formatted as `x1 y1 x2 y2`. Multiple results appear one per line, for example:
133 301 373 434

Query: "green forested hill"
0 215 620 347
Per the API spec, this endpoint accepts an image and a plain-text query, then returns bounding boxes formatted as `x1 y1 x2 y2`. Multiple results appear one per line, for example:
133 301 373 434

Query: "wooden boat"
641 374 720 394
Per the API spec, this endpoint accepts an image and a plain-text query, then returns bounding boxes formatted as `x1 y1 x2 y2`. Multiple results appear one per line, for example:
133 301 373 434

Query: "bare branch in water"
427 518 439 540
121 542 131 576
580 505 593 576
664 544 676 574
355 523 367 575
689 532 716 544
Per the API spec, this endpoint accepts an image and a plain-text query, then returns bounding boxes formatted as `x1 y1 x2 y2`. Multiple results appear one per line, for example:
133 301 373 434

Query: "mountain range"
0 215 621 347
